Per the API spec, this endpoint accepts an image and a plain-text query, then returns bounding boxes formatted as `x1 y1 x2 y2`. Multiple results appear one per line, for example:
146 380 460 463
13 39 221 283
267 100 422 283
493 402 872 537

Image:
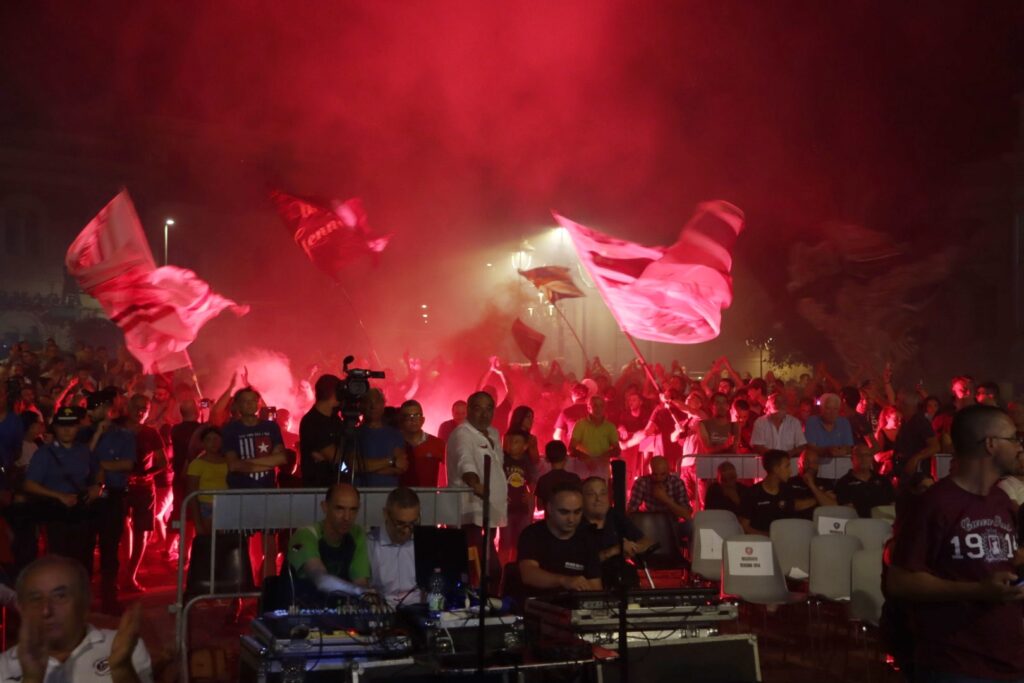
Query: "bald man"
287 483 370 597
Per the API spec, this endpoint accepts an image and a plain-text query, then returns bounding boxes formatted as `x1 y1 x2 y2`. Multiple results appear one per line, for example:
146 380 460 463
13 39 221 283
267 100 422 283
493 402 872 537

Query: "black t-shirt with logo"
517 521 601 596
739 482 798 533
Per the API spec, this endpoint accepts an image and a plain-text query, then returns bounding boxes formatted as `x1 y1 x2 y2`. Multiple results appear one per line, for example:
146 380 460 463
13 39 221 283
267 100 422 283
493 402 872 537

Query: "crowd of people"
2 336 1024 682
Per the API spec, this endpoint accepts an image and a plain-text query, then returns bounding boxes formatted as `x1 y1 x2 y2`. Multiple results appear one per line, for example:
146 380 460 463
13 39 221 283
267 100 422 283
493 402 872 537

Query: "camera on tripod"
337 355 385 421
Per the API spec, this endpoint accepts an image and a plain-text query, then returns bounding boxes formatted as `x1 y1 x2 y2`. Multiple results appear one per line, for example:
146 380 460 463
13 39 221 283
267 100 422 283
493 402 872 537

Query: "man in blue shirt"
804 392 854 464
223 387 288 580
223 387 287 489
79 389 136 613
24 407 100 573
353 389 407 488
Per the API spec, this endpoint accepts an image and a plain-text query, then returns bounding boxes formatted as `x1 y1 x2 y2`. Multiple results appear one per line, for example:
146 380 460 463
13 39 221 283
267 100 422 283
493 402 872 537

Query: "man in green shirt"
288 483 371 596
569 395 621 479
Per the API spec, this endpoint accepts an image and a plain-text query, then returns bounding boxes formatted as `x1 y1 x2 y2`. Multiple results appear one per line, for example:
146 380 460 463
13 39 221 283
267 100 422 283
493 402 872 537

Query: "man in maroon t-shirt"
888 404 1024 682
398 400 445 487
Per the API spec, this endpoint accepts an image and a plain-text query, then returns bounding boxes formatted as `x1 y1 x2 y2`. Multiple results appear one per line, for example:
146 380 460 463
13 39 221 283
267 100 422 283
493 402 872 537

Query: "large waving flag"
511 317 545 363
554 201 744 344
517 266 585 303
269 189 392 279
66 190 248 373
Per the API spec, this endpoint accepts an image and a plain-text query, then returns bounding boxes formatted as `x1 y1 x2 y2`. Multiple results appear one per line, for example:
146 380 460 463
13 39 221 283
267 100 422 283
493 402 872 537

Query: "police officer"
79 389 136 614
23 407 100 572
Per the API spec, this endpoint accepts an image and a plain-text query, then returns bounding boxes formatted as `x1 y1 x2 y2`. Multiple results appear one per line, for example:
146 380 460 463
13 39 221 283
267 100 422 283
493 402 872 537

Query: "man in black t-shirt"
739 450 823 535
299 375 344 488
533 441 581 511
893 393 939 480
517 483 602 596
579 477 650 587
835 445 895 517
786 449 837 519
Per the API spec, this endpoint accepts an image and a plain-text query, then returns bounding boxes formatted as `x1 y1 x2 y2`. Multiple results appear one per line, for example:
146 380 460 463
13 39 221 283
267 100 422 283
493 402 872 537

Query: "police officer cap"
52 406 84 426
85 387 119 410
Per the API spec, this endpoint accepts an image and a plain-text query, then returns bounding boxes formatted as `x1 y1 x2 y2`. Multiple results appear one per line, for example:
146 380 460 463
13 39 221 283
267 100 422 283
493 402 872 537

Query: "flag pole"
622 331 684 432
336 283 385 369
184 351 204 399
549 297 587 363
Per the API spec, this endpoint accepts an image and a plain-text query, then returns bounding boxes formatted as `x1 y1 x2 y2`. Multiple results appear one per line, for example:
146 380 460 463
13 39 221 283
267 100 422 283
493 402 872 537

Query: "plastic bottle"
427 567 446 614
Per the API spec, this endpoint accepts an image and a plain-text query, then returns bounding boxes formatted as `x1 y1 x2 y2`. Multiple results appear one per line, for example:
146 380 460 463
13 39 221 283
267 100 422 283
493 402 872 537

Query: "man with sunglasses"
368 487 421 605
398 400 445 487
888 404 1024 683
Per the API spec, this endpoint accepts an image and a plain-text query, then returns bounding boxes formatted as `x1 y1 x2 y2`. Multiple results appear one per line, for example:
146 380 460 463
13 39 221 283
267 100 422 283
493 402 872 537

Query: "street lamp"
163 218 175 265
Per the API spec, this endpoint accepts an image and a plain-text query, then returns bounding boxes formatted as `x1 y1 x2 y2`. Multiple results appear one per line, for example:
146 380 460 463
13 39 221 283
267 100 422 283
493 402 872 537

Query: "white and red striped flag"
66 190 248 373
553 201 745 344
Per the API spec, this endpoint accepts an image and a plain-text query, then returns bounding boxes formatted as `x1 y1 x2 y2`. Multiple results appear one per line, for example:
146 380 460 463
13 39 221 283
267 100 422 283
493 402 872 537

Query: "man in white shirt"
368 487 421 605
447 391 506 589
750 393 806 458
0 556 152 683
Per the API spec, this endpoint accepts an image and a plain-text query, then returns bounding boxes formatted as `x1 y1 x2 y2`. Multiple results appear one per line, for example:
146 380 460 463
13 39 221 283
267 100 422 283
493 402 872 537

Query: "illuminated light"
486 263 493 268
420 304 428 309
164 218 175 226
527 306 534 316
421 313 429 318
548 304 555 316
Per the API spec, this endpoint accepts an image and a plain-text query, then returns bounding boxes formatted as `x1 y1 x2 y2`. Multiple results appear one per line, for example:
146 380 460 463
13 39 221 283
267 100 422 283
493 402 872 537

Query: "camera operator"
299 375 344 488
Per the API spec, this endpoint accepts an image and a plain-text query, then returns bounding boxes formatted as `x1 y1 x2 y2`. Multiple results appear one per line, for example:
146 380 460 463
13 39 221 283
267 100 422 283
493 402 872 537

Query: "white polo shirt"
750 413 807 452
447 421 507 528
0 625 153 683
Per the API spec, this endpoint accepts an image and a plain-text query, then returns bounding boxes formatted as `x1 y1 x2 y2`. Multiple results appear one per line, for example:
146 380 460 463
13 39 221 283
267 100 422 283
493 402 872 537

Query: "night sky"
2 1 1023 382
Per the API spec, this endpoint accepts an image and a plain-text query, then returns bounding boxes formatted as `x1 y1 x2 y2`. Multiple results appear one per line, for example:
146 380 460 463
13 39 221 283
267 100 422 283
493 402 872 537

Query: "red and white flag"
66 190 248 373
554 201 745 344
269 189 392 279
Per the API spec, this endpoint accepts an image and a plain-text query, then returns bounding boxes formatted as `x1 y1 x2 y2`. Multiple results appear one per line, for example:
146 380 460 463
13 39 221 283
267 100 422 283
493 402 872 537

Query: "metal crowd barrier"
693 452 953 480
172 485 472 683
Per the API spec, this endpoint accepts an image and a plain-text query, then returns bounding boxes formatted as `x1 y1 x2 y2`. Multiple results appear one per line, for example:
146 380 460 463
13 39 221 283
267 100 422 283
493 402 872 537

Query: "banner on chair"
699 528 724 560
818 516 850 536
728 541 773 576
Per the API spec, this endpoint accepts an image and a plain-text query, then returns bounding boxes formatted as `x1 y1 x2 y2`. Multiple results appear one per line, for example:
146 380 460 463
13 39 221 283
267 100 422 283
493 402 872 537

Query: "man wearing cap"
78 389 136 613
23 407 100 572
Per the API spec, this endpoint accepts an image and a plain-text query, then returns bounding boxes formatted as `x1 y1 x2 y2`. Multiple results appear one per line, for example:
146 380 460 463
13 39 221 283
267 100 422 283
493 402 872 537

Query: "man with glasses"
368 487 421 605
398 400 445 487
0 555 152 683
888 404 1024 683
580 477 652 579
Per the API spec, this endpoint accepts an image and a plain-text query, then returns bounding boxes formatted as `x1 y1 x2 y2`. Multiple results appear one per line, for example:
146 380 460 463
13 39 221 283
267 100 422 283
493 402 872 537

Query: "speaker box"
599 634 761 683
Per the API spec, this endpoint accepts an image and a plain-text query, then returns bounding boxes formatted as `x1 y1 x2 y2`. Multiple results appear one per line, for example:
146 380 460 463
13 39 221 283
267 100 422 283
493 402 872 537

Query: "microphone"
288 543 302 615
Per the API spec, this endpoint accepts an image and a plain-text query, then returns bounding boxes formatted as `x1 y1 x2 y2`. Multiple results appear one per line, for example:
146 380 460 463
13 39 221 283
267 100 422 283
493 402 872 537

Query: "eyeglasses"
401 413 424 420
983 435 1024 447
388 515 420 530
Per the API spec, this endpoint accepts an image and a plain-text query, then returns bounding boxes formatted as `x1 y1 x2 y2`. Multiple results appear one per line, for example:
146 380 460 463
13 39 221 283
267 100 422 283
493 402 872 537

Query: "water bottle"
427 567 446 614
